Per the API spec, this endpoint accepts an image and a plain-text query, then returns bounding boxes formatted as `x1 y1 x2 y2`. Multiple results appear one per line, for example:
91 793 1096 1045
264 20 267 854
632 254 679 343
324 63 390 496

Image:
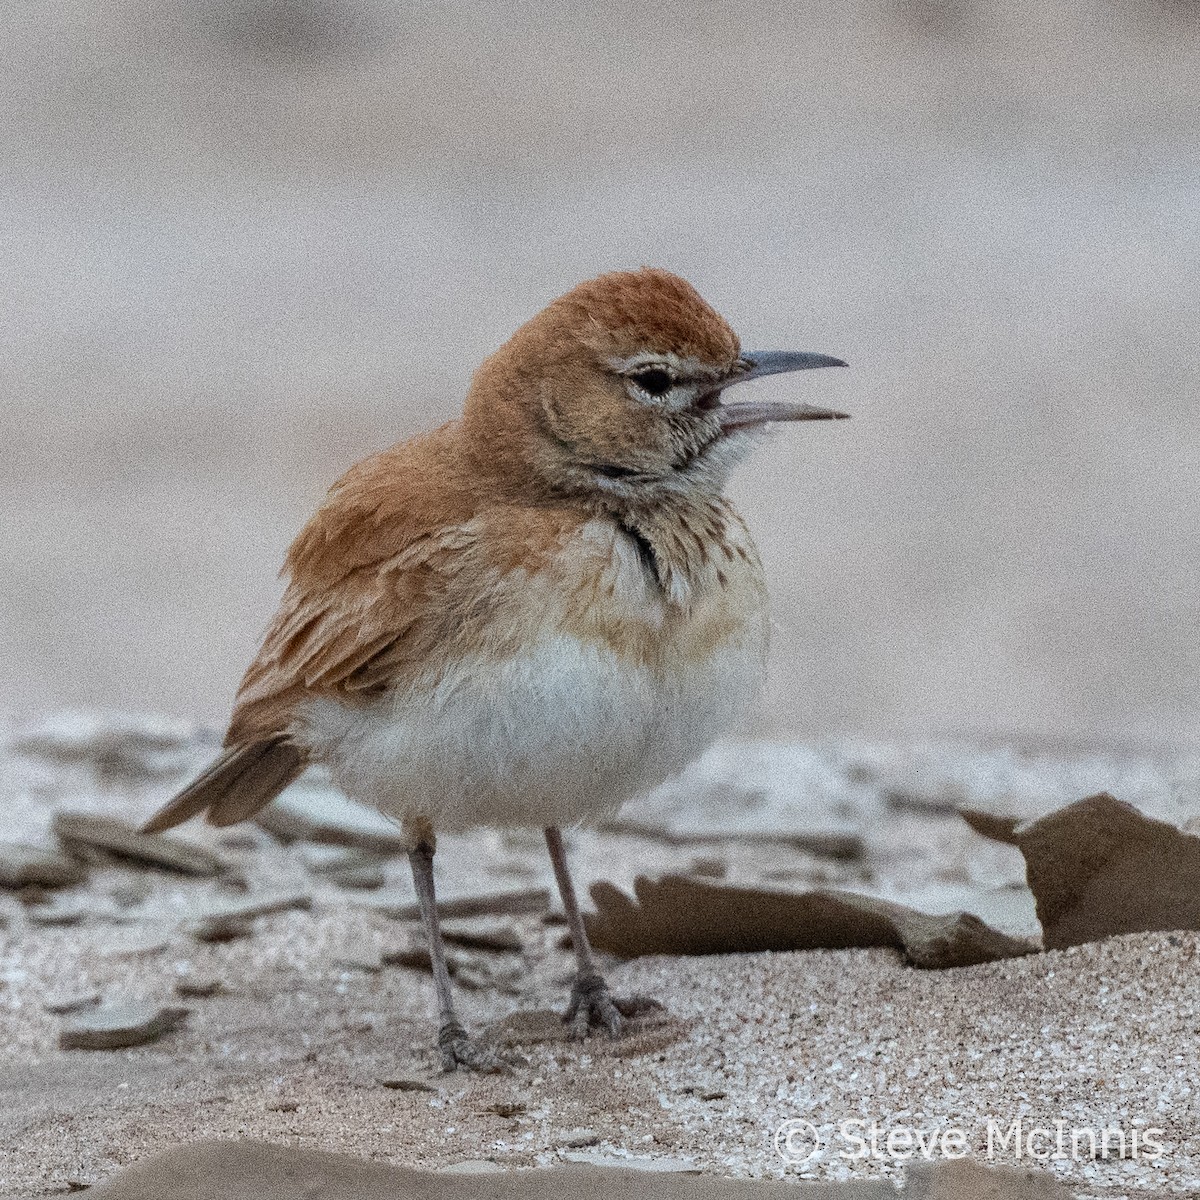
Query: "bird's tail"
141 737 306 834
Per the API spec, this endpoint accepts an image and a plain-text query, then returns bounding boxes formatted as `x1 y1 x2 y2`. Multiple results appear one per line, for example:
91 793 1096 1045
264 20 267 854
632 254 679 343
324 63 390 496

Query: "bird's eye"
628 367 673 398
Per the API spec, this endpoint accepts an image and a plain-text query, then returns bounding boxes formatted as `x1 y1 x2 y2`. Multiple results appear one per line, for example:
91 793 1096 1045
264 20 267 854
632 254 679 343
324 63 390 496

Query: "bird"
142 267 848 1072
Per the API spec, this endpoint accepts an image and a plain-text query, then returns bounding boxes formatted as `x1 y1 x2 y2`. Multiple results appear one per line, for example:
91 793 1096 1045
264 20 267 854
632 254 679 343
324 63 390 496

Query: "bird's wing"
224 426 481 745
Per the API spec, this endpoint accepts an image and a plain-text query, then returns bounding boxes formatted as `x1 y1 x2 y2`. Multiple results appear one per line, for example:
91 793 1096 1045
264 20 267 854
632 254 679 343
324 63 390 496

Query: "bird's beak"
717 350 850 432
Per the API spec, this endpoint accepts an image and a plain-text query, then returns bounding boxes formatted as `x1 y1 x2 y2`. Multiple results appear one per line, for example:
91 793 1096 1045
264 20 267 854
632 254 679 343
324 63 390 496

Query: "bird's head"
462 268 847 508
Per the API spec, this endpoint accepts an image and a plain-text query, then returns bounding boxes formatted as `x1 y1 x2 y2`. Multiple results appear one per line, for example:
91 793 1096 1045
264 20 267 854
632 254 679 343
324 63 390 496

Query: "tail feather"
141 738 305 834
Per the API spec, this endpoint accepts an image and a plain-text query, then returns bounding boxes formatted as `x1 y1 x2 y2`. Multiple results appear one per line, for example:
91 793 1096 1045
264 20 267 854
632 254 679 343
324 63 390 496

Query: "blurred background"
3 0 1198 752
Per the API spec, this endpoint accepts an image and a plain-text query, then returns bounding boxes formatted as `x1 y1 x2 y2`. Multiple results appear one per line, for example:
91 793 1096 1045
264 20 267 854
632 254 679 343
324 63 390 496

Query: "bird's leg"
544 825 662 1039
407 840 504 1073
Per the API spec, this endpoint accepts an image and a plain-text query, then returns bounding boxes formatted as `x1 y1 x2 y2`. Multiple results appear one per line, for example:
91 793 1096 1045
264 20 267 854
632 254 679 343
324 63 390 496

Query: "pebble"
43 990 102 1015
378 1077 435 1092
58 1002 188 1050
53 813 227 877
0 843 87 889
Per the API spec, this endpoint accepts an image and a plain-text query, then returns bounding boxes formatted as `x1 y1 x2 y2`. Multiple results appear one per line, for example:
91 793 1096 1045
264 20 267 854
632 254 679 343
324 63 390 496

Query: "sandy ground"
4 716 1200 1197
4 0 1200 750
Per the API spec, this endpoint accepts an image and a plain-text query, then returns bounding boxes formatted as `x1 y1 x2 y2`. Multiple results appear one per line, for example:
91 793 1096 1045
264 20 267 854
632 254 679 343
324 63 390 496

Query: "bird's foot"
563 972 664 1040
438 1020 508 1073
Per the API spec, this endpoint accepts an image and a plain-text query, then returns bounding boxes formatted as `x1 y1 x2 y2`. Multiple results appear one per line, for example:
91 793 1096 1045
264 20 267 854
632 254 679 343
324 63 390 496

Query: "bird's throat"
612 497 749 608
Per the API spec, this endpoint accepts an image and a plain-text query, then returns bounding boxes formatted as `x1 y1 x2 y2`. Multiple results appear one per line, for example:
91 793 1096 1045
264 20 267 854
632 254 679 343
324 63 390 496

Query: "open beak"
717 350 850 432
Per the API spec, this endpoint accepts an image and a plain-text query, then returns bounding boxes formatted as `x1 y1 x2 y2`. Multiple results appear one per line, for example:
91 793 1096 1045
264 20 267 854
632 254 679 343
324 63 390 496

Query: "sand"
3 716 1200 1197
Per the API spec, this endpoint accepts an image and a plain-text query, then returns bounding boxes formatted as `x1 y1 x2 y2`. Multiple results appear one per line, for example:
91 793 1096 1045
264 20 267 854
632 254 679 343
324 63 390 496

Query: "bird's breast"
294 512 770 831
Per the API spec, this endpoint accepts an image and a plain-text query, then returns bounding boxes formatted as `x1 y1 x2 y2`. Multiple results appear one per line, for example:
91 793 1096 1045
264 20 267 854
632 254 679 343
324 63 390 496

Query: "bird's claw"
437 1020 508 1073
563 972 664 1040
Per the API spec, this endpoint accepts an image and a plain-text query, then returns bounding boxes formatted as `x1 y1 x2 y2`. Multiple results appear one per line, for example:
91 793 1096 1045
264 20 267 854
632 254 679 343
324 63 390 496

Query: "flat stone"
1008 792 1200 950
0 843 88 889
107 877 154 908
584 874 1037 968
255 782 408 852
53 813 227 877
325 864 387 890
609 743 872 860
378 1077 435 1092
358 886 549 920
188 915 252 943
440 916 524 952
58 1002 188 1050
186 890 312 923
26 898 86 927
302 840 386 888
174 976 225 998
184 890 311 941
13 713 202 780
99 934 169 959
44 989 101 1015
301 845 381 873
608 821 864 860
380 944 473 976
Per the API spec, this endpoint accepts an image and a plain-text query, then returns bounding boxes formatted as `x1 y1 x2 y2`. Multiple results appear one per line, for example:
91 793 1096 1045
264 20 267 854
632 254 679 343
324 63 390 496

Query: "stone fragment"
1007 792 1200 950
440 916 524 952
108 876 154 908
44 990 101 1014
325 864 387 890
58 1002 188 1050
585 874 1037 968
0 843 87 889
13 713 202 780
26 898 86 927
174 976 225 998
53 813 226 877
378 1077 435 1092
99 935 170 959
256 783 407 852
184 891 311 942
359 887 549 920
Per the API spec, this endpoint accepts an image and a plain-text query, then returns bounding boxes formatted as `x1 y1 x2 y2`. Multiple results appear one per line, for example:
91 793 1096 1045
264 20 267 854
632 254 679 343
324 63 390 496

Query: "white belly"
293 631 762 833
